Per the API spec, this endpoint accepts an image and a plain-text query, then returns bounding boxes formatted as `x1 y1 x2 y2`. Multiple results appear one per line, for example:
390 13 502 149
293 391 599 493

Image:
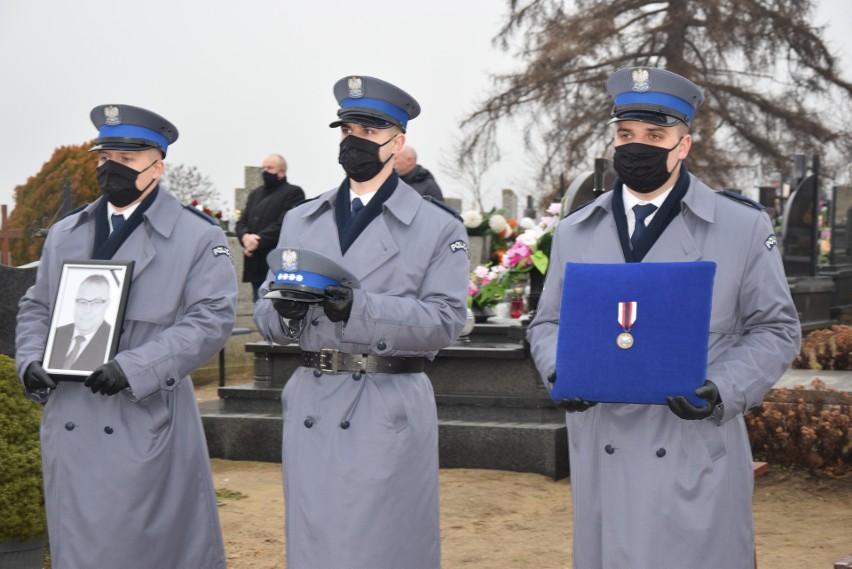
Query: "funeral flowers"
500 203 560 276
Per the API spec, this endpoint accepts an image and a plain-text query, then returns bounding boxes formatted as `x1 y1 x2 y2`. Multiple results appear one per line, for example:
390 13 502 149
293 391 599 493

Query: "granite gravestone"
0 262 38 357
559 158 615 217
781 172 819 277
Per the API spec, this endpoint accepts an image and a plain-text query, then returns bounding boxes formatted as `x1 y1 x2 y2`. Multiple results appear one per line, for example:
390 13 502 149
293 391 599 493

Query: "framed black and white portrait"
42 260 134 379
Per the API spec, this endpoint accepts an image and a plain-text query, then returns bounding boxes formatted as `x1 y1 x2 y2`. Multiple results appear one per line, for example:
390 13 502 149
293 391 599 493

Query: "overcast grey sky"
1 0 850 219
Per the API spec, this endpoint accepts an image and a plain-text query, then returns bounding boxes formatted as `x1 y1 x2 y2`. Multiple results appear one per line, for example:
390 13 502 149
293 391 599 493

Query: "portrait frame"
42 259 134 380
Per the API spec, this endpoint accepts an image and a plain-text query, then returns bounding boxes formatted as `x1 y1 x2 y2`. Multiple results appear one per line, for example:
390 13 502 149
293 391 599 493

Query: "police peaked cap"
329 75 420 132
90 104 179 156
607 67 704 127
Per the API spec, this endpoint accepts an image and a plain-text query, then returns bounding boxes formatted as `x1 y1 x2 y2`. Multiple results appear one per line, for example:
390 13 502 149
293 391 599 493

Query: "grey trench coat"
527 175 800 569
16 190 236 569
254 180 469 569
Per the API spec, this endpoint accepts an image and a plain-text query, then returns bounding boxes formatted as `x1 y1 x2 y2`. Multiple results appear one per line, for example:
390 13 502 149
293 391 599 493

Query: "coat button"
303 418 314 428
656 448 667 458
311 318 319 326
166 377 175 386
313 369 322 378
604 444 615 454
377 341 387 350
65 422 75 431
104 426 114 435
340 421 350 430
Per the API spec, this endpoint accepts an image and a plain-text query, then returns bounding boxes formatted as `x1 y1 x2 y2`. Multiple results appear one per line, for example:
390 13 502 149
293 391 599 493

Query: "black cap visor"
609 105 686 127
263 284 326 303
90 137 164 154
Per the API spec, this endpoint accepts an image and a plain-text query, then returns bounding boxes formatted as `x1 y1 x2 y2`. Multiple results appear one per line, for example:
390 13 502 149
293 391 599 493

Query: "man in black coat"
393 145 443 201
236 154 305 300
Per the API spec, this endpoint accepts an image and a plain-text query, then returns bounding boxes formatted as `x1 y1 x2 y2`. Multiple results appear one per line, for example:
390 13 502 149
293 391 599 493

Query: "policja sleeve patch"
764 235 778 251
450 240 469 257
212 246 231 258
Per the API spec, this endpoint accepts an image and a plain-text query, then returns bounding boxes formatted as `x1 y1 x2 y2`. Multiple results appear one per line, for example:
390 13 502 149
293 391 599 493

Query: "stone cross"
0 205 24 266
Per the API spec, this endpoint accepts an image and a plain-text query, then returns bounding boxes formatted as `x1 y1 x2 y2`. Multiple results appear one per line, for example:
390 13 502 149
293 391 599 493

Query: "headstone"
444 197 462 213
235 166 262 213
560 159 616 217
0 262 38 357
781 173 819 277
523 195 536 219
830 185 852 266
501 189 517 221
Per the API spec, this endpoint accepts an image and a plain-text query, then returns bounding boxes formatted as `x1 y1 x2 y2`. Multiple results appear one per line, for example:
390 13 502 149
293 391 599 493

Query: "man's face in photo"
74 279 111 335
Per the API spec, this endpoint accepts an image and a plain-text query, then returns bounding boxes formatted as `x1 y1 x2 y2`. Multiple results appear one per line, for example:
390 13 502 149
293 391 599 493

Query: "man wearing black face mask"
15 104 235 568
253 76 470 569
527 68 800 568
236 154 305 301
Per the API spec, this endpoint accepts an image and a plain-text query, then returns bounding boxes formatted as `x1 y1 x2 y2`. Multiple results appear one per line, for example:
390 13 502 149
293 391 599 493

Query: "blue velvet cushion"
552 261 716 405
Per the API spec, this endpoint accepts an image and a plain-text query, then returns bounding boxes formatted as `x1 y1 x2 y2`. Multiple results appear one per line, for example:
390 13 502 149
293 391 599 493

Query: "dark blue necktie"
631 204 657 249
111 213 126 233
351 198 364 219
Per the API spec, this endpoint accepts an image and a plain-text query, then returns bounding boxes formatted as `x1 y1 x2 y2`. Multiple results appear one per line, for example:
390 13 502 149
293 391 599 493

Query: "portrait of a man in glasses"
48 273 113 372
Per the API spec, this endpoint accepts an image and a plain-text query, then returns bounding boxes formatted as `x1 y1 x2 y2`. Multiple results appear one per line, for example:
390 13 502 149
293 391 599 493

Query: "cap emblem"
630 68 651 92
103 105 121 126
347 76 364 98
280 249 299 272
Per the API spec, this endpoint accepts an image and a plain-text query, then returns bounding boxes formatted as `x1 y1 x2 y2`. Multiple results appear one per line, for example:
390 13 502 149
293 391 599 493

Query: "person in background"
253 75 470 569
527 67 800 568
16 103 235 569
236 153 305 300
393 144 444 200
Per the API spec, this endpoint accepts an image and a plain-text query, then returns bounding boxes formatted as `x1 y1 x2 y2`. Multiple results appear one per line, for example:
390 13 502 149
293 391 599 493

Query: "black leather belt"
301 350 425 375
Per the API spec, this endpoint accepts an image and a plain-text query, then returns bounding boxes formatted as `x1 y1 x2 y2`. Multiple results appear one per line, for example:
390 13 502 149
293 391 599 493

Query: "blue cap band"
97 124 170 153
614 91 695 123
340 97 409 129
274 270 339 291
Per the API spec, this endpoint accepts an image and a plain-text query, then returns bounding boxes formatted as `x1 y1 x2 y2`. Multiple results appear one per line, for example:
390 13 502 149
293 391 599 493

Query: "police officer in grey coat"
254 76 470 569
527 68 801 568
16 104 236 568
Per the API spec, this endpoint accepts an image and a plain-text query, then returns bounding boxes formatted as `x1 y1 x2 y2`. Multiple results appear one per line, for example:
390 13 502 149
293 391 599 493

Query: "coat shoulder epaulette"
565 199 595 218
60 203 89 220
422 196 462 221
183 204 218 225
720 190 764 211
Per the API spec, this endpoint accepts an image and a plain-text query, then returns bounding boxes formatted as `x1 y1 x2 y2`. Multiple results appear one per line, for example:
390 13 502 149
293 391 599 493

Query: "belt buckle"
319 348 339 374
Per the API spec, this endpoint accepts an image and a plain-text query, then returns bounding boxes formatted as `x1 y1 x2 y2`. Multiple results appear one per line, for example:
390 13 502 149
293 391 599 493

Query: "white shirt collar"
107 202 141 226
349 190 377 207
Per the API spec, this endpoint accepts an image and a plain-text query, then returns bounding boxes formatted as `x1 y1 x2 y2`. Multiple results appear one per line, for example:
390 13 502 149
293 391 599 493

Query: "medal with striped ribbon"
617 301 637 349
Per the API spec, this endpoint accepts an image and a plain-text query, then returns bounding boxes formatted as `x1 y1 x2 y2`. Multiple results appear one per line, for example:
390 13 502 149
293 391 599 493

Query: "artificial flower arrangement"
461 207 518 258
190 199 224 221
500 203 561 276
467 203 561 311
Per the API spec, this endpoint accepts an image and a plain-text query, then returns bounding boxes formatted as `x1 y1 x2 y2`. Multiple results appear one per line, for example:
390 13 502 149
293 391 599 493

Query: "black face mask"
338 134 396 182
97 159 158 207
613 139 682 194
262 171 281 189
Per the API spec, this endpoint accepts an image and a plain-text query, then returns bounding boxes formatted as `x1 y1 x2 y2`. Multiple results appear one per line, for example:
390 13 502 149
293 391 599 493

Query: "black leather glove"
548 371 597 412
272 299 309 321
322 285 353 323
666 380 722 420
23 361 56 391
84 360 129 396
